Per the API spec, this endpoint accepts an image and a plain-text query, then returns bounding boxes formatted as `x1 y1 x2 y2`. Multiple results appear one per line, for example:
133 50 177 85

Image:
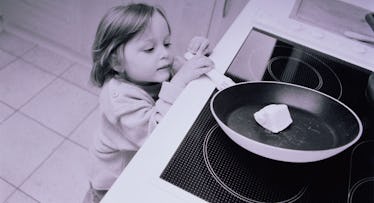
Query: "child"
83 3 214 203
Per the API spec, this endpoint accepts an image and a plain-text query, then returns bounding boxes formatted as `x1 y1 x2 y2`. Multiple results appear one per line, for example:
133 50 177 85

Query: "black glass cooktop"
161 95 357 202
160 29 373 202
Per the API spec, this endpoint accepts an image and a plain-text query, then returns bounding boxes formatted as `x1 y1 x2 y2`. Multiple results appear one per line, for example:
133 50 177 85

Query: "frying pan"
210 81 362 163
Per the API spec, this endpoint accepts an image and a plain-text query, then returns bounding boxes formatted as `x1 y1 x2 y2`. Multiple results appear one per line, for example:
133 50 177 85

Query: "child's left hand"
187 36 211 56
172 36 211 73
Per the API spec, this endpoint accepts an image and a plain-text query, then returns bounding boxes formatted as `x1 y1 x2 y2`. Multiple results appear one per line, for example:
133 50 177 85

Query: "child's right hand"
170 55 214 87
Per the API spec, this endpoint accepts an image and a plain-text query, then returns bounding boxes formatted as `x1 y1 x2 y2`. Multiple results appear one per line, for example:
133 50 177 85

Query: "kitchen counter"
101 1 374 202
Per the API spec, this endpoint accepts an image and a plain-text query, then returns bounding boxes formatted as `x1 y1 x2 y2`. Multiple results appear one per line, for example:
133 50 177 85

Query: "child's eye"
164 43 171 48
144 47 154 53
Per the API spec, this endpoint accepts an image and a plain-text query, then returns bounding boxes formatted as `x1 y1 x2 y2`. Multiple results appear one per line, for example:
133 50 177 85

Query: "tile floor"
0 31 101 203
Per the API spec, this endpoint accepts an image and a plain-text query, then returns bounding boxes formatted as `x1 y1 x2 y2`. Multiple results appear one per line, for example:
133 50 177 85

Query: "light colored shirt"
88 77 184 190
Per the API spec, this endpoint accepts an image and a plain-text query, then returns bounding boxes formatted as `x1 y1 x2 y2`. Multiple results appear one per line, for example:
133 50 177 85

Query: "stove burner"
203 124 308 203
348 140 374 202
348 177 374 202
267 56 323 90
261 45 343 99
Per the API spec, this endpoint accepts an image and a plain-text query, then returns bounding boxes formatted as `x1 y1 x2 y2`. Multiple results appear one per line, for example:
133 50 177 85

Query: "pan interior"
212 82 360 150
227 104 336 150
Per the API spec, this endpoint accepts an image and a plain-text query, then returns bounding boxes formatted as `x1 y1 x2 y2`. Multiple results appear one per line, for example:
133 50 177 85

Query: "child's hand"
172 56 186 73
171 55 214 87
187 36 210 56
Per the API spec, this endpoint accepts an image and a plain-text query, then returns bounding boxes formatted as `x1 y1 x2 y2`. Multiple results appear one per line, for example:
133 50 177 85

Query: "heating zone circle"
203 124 308 203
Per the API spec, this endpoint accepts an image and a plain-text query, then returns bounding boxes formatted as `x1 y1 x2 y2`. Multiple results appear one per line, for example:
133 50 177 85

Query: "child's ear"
109 53 125 73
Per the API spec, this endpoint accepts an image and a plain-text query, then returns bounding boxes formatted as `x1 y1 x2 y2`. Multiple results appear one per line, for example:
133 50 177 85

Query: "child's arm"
101 80 184 149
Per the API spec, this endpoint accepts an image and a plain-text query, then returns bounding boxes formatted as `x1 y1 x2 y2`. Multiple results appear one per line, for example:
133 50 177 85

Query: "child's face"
120 12 172 84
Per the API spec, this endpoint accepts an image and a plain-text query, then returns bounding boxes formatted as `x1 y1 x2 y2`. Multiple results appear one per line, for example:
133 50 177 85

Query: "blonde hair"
90 3 170 87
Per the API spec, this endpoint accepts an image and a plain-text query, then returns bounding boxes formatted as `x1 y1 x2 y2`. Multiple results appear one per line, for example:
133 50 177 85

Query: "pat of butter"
253 104 293 133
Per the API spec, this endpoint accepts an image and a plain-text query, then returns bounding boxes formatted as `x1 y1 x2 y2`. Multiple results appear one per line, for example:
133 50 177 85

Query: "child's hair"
90 3 171 87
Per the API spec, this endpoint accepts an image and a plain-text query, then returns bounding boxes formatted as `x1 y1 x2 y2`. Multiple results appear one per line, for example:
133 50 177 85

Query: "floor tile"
5 190 39 203
70 107 100 149
0 179 15 203
0 32 35 56
0 60 55 108
21 140 90 203
22 46 73 75
0 113 63 186
61 63 100 95
0 49 17 69
0 102 14 123
20 79 98 136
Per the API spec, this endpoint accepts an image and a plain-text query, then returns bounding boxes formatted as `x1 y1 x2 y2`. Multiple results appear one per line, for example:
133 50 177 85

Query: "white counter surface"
101 1 374 202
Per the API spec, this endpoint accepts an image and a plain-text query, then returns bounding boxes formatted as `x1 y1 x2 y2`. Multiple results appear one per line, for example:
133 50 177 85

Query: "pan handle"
205 69 236 90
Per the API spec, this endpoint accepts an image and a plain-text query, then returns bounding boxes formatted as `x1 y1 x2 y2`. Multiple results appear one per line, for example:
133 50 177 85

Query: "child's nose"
160 46 170 60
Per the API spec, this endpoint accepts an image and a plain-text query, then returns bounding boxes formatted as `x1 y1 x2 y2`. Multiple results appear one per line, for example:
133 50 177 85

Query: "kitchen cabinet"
0 0 215 63
208 0 249 48
0 0 247 64
137 0 215 56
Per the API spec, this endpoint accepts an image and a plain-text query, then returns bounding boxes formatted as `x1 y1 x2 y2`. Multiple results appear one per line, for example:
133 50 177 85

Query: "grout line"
0 55 20 71
0 32 94 203
0 47 18 58
18 43 38 58
66 102 99 139
2 189 17 203
4 188 41 203
66 137 89 151
0 100 16 110
0 134 87 203
0 175 38 203
15 138 66 192
16 189 41 203
0 55 18 71
18 55 71 77
56 61 75 77
0 43 37 59
0 47 17 57
31 60 98 97
0 101 16 124
16 75 59 111
18 56 99 97
14 137 89 201
0 176 18 189
4 26 91 66
2 118 90 201
1 59 99 142
17 110 67 139
15 95 98 148
0 110 16 125
59 61 76 75
58 73 100 97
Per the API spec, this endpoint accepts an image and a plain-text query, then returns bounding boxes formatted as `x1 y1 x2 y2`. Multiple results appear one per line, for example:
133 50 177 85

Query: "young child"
84 3 214 203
